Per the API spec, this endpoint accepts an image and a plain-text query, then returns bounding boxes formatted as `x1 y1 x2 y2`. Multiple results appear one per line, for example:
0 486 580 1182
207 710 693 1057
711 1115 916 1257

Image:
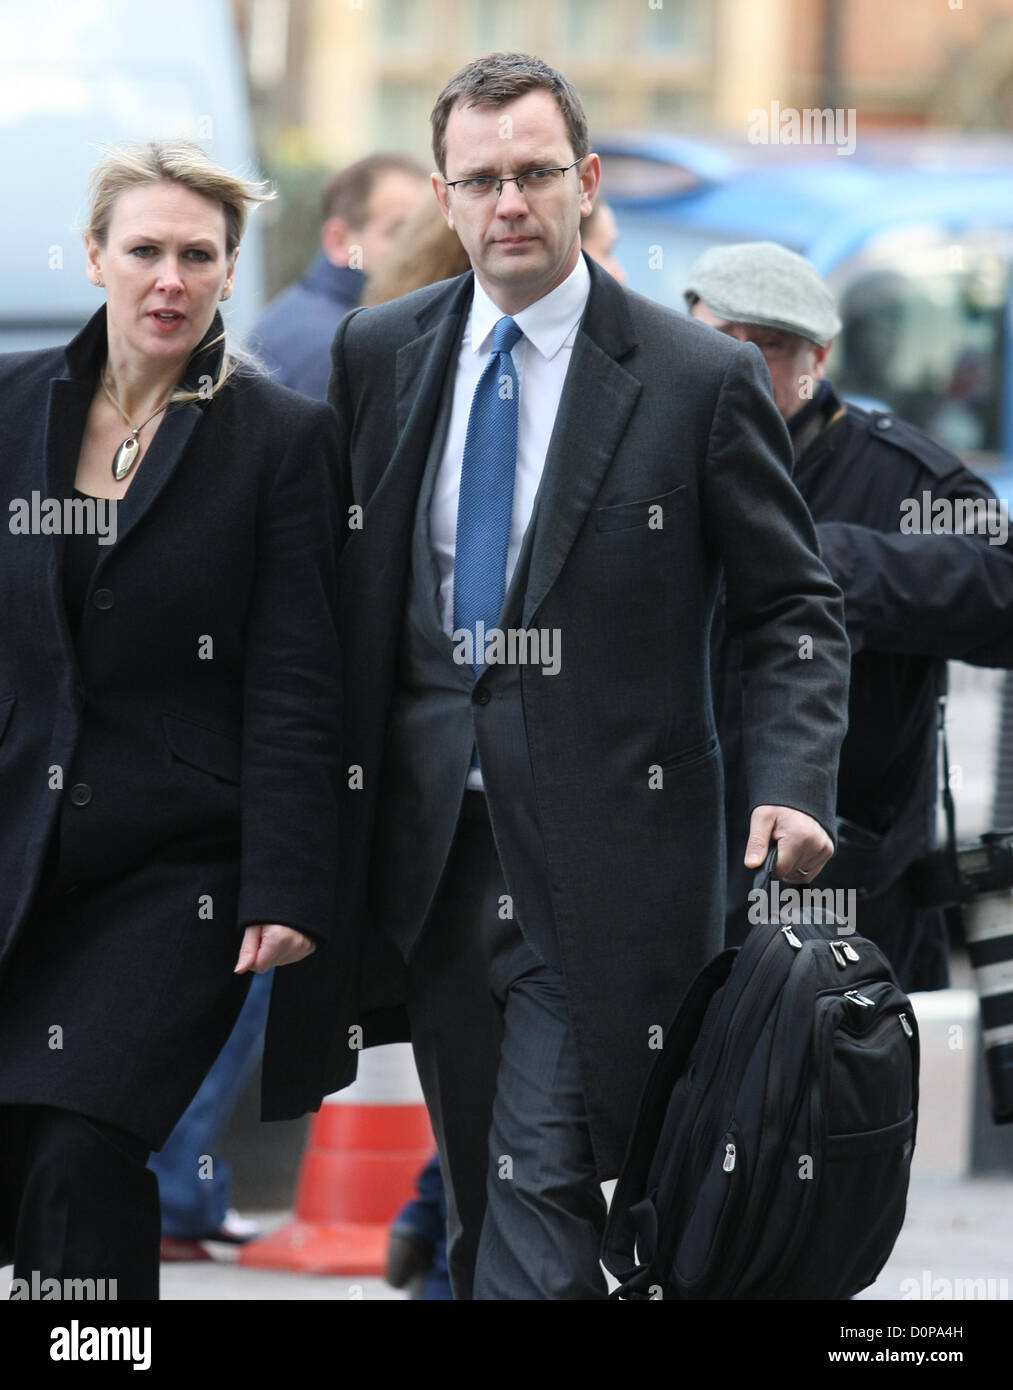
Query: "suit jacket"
0 305 345 1123
269 254 851 1175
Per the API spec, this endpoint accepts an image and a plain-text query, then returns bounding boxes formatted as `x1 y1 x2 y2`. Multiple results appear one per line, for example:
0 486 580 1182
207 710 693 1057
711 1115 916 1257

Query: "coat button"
93 588 114 610
473 686 491 706
69 782 92 806
875 416 892 430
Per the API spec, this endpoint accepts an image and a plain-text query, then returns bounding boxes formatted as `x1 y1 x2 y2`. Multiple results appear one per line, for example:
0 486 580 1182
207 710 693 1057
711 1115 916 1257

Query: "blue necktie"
454 315 522 673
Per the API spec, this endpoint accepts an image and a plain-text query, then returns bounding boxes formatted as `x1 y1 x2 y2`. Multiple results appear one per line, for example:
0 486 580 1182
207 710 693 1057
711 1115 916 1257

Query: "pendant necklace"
101 369 172 481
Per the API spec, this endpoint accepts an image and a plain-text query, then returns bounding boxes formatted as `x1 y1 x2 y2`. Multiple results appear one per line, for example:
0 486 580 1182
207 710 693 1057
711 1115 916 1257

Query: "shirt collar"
468 251 591 361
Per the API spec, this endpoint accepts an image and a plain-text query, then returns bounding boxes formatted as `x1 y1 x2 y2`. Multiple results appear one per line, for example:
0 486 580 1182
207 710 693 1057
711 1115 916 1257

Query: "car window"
829 227 1011 465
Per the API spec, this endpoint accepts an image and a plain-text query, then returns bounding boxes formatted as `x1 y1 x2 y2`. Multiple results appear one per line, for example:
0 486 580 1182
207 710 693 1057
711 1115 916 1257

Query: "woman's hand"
234 924 317 974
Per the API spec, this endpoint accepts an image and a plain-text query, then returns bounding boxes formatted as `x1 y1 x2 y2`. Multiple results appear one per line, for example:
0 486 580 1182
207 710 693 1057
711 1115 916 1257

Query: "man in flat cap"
686 241 1013 991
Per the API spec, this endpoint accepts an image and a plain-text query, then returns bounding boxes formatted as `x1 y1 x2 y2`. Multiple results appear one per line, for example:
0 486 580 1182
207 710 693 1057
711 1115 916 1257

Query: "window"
375 79 431 153
473 0 504 47
648 86 701 127
829 228 1011 460
639 0 708 55
562 0 613 54
379 0 432 47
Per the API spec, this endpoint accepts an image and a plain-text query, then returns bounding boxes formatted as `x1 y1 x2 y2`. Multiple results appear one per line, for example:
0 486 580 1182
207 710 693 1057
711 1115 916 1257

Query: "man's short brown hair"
430 52 590 178
320 153 427 228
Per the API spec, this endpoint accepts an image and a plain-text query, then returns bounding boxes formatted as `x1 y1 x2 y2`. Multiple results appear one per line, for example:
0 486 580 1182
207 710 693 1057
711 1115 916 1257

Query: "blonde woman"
0 141 344 1298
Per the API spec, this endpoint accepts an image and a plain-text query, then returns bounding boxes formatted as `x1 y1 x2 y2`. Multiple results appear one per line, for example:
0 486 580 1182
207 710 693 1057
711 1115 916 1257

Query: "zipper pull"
829 941 848 969
781 924 803 950
899 1012 913 1038
844 989 875 1008
723 1142 737 1173
842 943 860 962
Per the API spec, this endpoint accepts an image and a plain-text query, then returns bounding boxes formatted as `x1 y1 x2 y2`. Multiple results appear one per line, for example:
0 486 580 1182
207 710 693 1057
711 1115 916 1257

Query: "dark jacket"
0 305 346 1137
249 255 365 400
716 383 1013 991
266 255 851 1175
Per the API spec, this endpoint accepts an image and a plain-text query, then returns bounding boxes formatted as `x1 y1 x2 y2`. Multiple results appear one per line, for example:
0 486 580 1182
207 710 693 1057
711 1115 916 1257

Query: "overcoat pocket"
0 693 15 744
657 733 719 773
162 712 241 785
595 483 687 532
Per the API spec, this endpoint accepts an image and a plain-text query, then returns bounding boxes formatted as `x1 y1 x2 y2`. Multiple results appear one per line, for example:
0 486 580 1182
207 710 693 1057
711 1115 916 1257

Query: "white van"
0 0 265 352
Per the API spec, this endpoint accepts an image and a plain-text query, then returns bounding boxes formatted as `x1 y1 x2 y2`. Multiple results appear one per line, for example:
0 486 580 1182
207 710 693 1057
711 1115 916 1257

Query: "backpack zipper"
706 946 822 1295
830 941 862 968
720 977 895 1294
844 988 876 1007
660 936 787 1286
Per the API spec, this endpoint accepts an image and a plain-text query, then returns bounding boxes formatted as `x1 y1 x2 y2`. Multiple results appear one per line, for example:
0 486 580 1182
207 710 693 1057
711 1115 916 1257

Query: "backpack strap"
603 844 778 1295
602 948 737 1292
753 841 779 892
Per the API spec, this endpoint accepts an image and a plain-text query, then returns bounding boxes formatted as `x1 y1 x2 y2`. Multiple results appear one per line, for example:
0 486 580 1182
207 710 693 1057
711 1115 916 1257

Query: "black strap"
904 666 965 909
936 665 959 876
601 950 737 1290
604 843 778 1294
753 840 779 893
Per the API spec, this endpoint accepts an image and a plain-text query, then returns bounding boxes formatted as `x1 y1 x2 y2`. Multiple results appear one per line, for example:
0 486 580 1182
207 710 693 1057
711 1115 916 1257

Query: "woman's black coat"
0 305 344 1146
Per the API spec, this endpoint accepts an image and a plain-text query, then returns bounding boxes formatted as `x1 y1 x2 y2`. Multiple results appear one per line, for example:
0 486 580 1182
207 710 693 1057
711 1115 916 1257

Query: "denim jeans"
148 970 273 1237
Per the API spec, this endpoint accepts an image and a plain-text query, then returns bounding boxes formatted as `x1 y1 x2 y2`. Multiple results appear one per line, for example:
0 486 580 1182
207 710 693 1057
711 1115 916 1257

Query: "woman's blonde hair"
84 139 275 403
359 197 470 306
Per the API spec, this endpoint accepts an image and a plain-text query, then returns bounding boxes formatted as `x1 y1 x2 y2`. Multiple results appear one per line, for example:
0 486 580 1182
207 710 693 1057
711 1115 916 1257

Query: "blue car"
596 132 1013 507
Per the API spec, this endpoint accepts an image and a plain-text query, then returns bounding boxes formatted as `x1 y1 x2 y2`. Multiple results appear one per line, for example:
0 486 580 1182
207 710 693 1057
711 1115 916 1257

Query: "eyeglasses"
444 158 584 201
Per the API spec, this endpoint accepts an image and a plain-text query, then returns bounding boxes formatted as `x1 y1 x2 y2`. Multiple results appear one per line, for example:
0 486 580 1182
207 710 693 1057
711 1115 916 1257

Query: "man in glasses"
306 52 850 1299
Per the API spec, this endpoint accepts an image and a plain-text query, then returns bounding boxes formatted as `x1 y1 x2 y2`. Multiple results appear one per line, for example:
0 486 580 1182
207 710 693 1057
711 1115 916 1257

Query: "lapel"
39 376 95 681
349 274 472 587
43 377 95 501
410 360 461 644
44 305 225 568
516 254 641 629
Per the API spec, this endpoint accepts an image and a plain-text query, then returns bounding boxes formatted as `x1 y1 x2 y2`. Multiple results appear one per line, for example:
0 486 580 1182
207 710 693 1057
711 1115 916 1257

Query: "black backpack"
601 846 919 1300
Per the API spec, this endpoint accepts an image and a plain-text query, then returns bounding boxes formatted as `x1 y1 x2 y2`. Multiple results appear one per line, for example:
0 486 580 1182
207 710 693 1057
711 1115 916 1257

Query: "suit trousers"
0 1103 160 1299
402 790 608 1299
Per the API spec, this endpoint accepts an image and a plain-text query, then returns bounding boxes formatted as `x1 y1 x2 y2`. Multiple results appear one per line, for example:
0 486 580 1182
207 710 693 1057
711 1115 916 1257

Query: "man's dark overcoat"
269 255 851 1177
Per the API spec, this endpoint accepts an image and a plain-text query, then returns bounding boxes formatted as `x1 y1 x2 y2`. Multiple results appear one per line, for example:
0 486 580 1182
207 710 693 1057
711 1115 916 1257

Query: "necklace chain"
100 368 171 437
101 368 173 481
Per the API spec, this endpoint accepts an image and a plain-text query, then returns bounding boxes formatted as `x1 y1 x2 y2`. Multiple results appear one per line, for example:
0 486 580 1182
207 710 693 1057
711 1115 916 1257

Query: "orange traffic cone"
240 1042 434 1274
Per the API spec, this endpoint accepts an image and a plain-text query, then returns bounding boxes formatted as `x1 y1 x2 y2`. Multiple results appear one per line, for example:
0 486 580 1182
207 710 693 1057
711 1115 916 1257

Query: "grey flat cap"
684 241 842 346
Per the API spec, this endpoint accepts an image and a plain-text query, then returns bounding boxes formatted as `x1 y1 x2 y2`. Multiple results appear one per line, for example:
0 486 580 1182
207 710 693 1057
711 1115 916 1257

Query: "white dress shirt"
428 252 591 791
429 252 592 639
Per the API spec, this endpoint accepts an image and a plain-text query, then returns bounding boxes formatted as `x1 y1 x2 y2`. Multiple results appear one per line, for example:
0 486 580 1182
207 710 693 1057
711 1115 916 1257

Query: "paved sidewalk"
858 1174 1013 1301
7 1172 1007 1300
159 1173 1013 1300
